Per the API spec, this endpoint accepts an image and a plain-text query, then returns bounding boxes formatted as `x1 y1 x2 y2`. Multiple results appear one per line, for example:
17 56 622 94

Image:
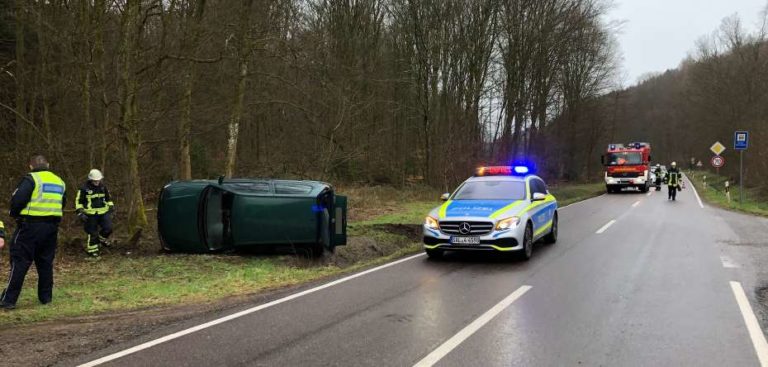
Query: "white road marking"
721 255 739 269
78 253 427 367
730 281 768 366
685 175 704 208
596 219 617 234
632 201 641 208
413 285 532 367
646 191 652 197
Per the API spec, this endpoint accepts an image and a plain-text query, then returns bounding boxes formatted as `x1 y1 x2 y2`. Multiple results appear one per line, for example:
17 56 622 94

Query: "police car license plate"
451 236 480 245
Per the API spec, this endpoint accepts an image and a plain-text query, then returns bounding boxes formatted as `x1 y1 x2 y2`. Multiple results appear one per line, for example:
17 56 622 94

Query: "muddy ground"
0 223 422 367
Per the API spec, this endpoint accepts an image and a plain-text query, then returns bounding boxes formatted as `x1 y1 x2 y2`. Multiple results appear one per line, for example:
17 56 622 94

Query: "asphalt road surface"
67 177 768 367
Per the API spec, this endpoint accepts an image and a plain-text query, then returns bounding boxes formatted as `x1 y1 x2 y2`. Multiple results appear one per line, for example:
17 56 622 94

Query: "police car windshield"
607 152 642 165
452 181 526 200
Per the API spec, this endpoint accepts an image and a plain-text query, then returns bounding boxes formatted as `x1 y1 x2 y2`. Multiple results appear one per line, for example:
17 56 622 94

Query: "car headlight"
425 216 439 230
496 217 520 230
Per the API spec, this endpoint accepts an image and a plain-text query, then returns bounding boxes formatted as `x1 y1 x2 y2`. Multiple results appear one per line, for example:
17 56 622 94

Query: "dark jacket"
10 169 67 222
667 167 682 187
76 181 114 215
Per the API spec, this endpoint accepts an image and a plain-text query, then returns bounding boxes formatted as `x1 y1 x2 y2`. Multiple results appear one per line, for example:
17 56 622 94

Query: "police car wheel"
519 223 533 261
543 213 558 244
425 249 444 259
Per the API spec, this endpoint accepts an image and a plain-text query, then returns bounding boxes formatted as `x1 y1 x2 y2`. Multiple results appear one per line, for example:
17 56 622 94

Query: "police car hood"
430 199 525 221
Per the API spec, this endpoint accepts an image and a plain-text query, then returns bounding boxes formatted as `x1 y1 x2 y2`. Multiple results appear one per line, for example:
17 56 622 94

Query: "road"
67 177 768 367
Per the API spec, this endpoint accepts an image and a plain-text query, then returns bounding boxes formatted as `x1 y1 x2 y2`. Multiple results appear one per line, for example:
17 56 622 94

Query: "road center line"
413 285 532 367
632 201 640 208
730 281 768 366
596 219 616 234
78 253 426 367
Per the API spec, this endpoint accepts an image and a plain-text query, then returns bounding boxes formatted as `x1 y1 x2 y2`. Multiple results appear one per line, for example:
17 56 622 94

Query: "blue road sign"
735 131 748 150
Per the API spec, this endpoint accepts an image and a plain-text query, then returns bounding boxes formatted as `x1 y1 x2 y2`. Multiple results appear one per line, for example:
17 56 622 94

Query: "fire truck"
601 142 652 193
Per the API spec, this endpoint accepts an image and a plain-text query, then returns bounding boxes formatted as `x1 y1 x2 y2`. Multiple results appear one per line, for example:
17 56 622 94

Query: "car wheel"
425 248 444 259
519 223 533 261
543 213 558 244
606 186 613 194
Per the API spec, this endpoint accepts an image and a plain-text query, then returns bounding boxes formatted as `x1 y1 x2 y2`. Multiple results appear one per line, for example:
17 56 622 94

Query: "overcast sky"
608 0 767 86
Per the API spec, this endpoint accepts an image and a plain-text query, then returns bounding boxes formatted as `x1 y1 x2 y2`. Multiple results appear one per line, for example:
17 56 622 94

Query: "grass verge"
688 170 768 217
548 182 605 207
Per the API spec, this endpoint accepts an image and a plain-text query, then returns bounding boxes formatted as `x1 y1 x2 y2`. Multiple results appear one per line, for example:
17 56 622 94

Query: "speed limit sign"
711 155 725 168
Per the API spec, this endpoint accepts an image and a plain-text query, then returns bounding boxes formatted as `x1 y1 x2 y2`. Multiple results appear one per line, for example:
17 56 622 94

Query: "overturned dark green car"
157 178 347 255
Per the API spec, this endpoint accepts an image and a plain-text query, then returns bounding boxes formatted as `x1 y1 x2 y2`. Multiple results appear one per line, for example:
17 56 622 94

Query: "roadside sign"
710 141 726 155
735 131 748 150
711 155 724 168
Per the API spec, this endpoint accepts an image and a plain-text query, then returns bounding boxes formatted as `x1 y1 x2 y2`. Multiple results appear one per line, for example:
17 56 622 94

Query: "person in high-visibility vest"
667 162 682 201
75 169 114 257
2 155 66 310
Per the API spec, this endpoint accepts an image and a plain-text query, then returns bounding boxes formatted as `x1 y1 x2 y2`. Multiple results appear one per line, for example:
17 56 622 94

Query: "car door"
529 178 553 237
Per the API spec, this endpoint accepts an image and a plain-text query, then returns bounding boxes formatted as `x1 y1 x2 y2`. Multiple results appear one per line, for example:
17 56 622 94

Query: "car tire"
606 186 613 194
543 213 558 244
640 185 649 193
425 248 444 259
518 223 533 261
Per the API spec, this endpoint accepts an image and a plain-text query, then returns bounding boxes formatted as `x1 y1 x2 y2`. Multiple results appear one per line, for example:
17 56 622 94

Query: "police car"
423 166 558 260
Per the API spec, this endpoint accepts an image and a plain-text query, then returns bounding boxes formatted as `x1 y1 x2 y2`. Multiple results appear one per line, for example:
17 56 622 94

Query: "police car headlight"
425 216 439 230
496 217 520 230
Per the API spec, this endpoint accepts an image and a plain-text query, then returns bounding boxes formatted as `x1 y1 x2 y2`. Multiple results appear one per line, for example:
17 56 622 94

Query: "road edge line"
685 174 705 208
730 281 768 366
78 252 426 367
413 285 532 367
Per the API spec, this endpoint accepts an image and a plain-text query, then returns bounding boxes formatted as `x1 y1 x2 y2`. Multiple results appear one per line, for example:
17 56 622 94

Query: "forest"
0 0 620 232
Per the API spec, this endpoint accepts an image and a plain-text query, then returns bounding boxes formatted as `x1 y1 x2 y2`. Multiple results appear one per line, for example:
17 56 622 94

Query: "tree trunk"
224 0 253 178
119 0 147 232
179 67 193 179
14 0 26 153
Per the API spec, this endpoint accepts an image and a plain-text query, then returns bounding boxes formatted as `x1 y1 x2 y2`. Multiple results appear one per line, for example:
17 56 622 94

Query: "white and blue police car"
423 166 558 260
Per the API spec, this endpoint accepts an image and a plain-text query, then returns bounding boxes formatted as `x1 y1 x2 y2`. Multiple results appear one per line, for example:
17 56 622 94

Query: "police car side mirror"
440 193 450 201
532 192 546 202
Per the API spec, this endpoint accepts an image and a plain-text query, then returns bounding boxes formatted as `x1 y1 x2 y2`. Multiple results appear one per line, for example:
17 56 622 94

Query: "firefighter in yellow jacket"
75 169 114 257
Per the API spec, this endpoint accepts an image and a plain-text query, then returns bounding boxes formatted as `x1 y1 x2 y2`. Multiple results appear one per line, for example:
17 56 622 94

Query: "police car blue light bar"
475 166 531 176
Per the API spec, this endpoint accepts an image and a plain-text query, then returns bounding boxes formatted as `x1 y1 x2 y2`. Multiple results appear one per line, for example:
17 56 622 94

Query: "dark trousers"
668 185 678 200
2 221 59 305
84 213 112 254
85 213 113 242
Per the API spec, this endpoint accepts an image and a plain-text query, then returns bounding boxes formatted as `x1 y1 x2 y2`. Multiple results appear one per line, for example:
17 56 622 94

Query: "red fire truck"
601 142 652 193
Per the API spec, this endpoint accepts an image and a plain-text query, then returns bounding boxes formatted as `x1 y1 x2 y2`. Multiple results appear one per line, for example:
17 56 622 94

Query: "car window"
452 181 526 200
226 182 271 194
275 183 314 195
530 179 547 196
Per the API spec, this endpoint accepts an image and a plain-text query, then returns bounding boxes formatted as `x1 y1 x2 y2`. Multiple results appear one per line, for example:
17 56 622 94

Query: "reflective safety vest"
668 171 681 186
22 171 66 217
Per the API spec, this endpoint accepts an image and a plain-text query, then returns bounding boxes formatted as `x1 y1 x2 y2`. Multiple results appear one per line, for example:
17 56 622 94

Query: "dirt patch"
0 224 422 367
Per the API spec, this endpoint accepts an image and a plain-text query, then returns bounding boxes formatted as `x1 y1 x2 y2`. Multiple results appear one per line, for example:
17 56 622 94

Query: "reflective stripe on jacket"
76 182 114 215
